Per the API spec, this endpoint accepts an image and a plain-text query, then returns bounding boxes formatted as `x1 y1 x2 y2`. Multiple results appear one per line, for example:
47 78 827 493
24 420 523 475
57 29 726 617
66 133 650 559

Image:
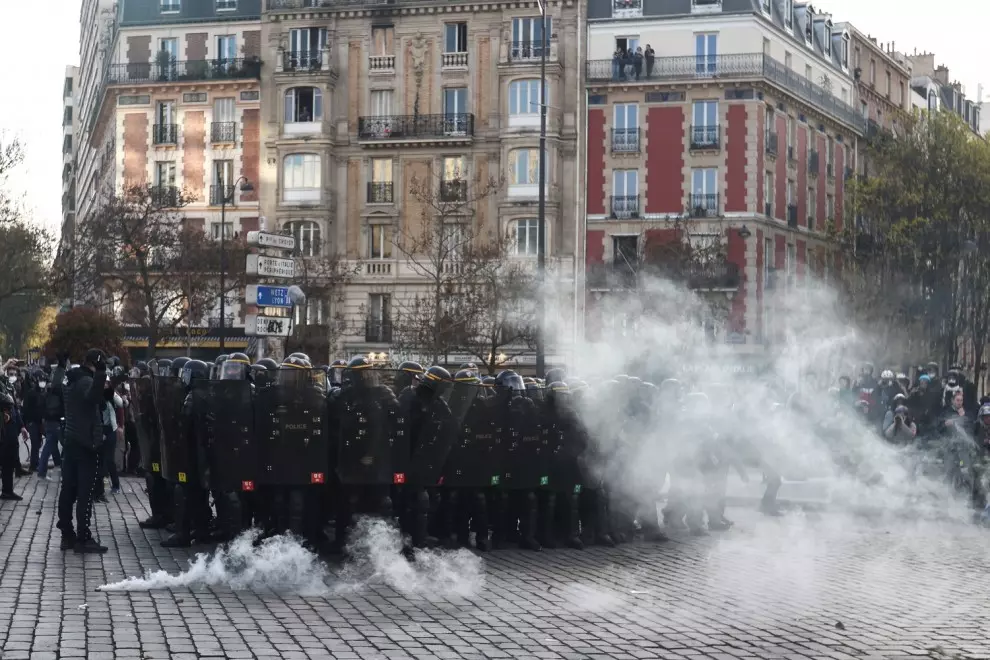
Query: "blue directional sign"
245 284 292 308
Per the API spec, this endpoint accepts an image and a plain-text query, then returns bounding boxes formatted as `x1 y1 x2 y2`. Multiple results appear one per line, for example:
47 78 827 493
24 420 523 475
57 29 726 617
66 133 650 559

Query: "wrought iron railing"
585 52 866 131
508 40 555 62
152 123 177 145
365 319 392 343
440 180 467 202
357 113 475 140
107 58 260 85
211 122 237 143
367 182 394 203
610 195 640 219
686 261 740 289
689 194 719 217
611 128 640 153
765 132 779 155
150 185 179 208
282 51 322 71
690 125 720 149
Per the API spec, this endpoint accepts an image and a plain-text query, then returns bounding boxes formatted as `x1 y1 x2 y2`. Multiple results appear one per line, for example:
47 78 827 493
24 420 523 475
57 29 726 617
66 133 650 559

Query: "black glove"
57 352 69 368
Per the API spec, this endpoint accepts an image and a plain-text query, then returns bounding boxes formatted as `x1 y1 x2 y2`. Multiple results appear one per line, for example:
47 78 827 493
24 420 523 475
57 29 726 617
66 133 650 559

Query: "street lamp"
535 0 548 379
219 176 254 352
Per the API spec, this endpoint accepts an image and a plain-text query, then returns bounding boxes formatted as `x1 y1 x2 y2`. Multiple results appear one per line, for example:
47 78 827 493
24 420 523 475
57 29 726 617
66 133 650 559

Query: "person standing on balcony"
645 44 655 78
633 46 644 80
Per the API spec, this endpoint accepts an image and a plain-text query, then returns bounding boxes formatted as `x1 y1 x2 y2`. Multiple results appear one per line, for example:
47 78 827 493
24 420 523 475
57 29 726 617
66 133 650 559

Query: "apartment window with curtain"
284 87 322 123
282 154 321 202
369 158 393 203
508 79 544 127
511 17 551 59
288 27 326 69
287 220 321 257
369 224 392 259
508 148 548 196
514 219 539 256
441 156 466 201
691 100 718 147
371 26 394 55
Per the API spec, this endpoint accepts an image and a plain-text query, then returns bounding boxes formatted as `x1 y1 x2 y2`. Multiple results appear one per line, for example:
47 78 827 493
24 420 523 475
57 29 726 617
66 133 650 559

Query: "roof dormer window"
784 0 793 28
761 0 771 16
823 20 832 57
841 33 850 70
804 9 814 47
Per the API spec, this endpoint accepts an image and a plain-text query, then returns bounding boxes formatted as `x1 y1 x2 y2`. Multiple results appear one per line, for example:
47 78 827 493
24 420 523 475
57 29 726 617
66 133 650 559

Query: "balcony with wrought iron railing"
689 194 719 217
365 318 393 343
152 123 177 145
282 51 323 72
585 53 867 132
367 182 394 204
612 0 643 18
610 195 640 219
211 121 237 143
357 114 475 142
505 39 558 64
107 58 260 86
690 125 721 150
611 128 640 153
150 185 180 208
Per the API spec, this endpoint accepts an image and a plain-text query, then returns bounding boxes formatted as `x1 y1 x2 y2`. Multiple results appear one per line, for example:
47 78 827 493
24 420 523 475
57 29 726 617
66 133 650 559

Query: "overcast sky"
0 0 984 239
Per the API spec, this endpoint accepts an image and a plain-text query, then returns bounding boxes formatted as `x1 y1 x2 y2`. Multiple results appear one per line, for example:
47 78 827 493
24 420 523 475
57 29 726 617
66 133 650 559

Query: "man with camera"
56 349 128 554
883 403 917 445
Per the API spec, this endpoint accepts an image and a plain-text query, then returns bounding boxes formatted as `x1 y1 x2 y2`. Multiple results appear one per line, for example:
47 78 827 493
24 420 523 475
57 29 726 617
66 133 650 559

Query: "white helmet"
880 369 895 381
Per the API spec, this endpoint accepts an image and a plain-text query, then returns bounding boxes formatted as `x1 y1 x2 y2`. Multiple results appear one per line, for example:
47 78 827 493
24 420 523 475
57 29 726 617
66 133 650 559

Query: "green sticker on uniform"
540 476 549 486
573 485 582 494
490 476 500 486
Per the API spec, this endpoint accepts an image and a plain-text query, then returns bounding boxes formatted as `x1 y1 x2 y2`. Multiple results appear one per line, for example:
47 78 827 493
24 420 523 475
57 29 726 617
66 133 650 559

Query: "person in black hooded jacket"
56 349 127 554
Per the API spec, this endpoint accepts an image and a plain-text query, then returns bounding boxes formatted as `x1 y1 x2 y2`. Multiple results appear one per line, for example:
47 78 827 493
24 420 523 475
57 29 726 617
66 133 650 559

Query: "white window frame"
287 220 321 257
369 224 392 259
510 17 552 59
513 218 540 256
282 154 321 203
823 22 832 58
444 23 469 53
160 0 180 13
155 161 176 187
210 222 233 241
695 33 718 77
611 169 638 218
508 148 549 198
368 293 390 324
784 0 793 27
216 35 237 63
841 33 850 70
613 103 639 152
508 79 544 127
760 0 771 16
293 299 326 326
283 87 323 136
692 100 719 147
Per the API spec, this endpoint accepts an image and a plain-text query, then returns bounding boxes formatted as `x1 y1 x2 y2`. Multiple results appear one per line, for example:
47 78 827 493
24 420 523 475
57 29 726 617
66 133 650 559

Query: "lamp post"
535 0 548 379
219 176 254 352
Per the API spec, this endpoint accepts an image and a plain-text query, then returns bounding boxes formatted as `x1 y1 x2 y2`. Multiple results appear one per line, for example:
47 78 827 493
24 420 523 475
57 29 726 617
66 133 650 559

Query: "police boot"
591 490 615 547
563 491 584 550
161 483 192 547
191 487 212 544
139 473 169 529
411 489 435 549
538 491 556 549
472 491 491 552
488 490 508 550
288 488 306 538
331 492 356 555
519 491 541 551
440 490 460 549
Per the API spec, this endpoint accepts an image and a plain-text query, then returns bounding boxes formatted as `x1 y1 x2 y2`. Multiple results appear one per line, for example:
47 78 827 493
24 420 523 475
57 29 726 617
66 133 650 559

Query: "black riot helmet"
156 358 172 376
169 357 190 378
545 381 568 407
494 370 525 400
278 355 311 386
288 352 311 363
394 361 425 393
343 355 377 388
453 369 480 385
249 363 270 387
180 359 209 388
328 359 348 387
214 354 229 366
419 365 452 394
458 362 478 372
134 361 149 376
256 358 279 372
545 368 566 385
525 380 544 403
220 353 250 380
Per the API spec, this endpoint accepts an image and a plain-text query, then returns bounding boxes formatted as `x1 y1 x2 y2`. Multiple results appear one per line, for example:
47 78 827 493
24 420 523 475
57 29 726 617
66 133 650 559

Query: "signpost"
246 254 295 279
245 284 293 308
246 231 297 251
245 314 292 337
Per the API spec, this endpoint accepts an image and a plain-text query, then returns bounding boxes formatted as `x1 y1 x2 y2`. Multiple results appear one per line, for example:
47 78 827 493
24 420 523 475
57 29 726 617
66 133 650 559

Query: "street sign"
245 284 293 308
246 231 296 251
245 314 292 337
246 254 295 279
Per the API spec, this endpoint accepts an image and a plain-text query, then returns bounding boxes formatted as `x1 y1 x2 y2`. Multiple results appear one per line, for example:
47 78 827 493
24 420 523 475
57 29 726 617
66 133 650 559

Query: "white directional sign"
246 231 296 251
246 254 295 279
245 314 292 337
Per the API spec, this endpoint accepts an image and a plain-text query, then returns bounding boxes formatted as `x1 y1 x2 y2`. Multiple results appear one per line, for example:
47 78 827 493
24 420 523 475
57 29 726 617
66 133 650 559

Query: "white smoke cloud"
98 518 485 598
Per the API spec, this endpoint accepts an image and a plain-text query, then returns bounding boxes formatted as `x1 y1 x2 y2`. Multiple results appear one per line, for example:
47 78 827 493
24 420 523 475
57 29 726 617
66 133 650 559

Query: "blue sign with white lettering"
256 286 292 308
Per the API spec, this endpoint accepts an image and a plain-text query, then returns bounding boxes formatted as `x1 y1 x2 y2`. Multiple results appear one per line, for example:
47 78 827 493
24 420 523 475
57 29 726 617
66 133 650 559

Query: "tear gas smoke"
98 518 484 597
542 270 982 523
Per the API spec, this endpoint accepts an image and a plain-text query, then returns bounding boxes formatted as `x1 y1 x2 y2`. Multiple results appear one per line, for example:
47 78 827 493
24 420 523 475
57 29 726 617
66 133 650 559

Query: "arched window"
282 153 321 202
284 87 323 123
285 220 321 257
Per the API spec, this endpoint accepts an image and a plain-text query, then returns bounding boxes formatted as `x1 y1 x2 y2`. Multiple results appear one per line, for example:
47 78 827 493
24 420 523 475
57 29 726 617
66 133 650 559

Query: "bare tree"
71 185 246 357
287 237 358 364
390 171 503 366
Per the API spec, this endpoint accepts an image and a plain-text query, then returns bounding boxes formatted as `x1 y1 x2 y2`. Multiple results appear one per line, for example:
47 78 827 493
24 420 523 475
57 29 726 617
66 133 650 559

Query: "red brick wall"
756 108 765 214
775 234 785 270
587 109 606 214
241 109 260 202
645 106 686 214
797 125 808 228
835 144 845 232
816 133 826 230
774 115 786 221
586 230 605 265
727 228 747 334
755 229 764 341
182 111 205 202
724 104 748 213
796 239 806 280
239 216 259 235
122 113 149 188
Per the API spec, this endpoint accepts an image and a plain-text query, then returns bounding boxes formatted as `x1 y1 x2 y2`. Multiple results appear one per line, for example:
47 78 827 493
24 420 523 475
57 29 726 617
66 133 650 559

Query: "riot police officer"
492 370 542 550
134 362 171 530
162 359 211 547
393 362 425 397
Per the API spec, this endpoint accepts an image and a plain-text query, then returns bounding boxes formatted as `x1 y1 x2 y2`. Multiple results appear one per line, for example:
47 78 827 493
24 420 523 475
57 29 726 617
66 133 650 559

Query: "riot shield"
255 372 329 486
440 389 505 488
502 397 549 490
407 396 458 488
546 394 585 492
133 376 159 472
153 375 190 482
207 379 257 492
335 376 400 486
445 380 480 427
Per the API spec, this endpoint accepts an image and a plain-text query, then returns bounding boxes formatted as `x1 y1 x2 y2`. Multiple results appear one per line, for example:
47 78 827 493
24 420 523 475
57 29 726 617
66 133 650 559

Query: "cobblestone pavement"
1 472 989 660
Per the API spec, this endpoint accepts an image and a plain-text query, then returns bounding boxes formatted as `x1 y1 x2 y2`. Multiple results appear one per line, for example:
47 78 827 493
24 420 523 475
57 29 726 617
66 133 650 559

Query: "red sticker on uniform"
241 480 255 492
393 473 406 484
311 472 325 484
437 476 445 486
